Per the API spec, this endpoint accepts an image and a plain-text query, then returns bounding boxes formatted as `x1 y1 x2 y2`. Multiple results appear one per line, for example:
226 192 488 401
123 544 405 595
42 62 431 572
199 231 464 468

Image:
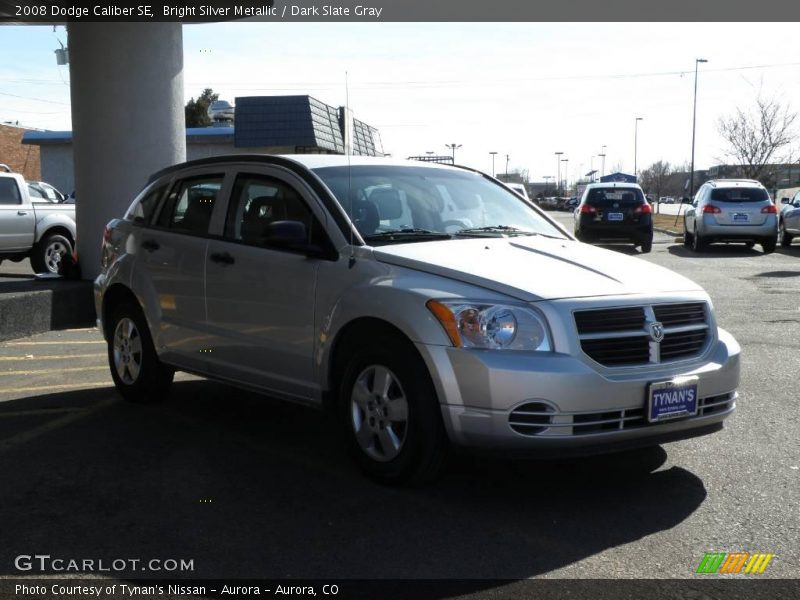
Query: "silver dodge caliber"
95 155 740 484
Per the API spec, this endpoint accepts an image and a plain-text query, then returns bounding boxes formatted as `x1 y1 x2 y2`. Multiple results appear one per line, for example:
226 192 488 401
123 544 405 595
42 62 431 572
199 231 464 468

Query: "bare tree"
717 90 797 183
639 160 672 200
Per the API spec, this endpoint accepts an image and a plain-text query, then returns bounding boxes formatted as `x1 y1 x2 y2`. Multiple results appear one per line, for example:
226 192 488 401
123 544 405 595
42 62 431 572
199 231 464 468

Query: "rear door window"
127 183 168 225
0 178 22 205
157 175 224 235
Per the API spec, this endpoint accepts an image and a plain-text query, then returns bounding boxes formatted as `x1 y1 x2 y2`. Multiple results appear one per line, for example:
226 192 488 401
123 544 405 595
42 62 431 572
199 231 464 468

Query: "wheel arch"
101 284 141 341
324 317 426 413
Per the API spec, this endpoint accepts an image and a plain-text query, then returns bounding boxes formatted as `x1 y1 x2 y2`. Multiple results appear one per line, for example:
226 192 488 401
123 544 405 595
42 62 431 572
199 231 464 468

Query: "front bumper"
418 328 740 453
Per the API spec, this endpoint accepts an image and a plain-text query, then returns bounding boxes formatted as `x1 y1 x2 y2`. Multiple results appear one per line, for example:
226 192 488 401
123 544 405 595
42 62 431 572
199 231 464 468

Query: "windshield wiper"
363 228 452 242
454 225 537 236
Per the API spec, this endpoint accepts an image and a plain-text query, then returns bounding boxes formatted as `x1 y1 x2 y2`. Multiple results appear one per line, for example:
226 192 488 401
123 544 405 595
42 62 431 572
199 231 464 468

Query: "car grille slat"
575 302 709 367
573 307 645 334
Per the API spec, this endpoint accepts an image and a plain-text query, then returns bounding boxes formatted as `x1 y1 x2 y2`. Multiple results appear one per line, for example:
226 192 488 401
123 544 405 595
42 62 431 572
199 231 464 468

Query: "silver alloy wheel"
44 239 68 273
350 365 409 462
113 317 143 385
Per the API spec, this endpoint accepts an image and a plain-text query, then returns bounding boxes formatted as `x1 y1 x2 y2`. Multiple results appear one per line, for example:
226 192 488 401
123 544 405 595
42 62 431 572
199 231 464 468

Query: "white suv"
683 179 778 253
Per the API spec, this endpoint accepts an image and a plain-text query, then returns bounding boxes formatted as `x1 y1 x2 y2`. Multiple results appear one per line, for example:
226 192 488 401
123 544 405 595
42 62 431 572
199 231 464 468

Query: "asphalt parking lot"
0 227 798 584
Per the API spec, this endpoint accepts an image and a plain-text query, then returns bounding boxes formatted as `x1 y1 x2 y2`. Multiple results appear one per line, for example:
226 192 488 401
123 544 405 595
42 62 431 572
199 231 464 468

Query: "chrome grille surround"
509 392 736 437
574 302 710 367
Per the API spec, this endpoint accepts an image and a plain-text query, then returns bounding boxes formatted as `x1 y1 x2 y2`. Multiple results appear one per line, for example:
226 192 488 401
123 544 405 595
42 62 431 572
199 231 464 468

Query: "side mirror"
267 220 307 246
781 198 790 204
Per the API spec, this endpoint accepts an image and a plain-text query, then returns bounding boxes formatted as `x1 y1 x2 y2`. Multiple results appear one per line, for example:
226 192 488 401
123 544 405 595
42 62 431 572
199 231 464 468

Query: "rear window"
0 178 22 205
585 187 644 207
709 187 769 203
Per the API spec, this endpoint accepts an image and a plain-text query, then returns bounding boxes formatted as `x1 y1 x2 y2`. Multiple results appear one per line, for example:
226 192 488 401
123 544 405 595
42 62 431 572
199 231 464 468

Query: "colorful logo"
696 552 775 574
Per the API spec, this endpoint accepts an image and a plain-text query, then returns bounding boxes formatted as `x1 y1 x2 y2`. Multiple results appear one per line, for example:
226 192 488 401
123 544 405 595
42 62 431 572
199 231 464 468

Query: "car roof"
147 153 468 183
705 179 765 189
583 182 643 189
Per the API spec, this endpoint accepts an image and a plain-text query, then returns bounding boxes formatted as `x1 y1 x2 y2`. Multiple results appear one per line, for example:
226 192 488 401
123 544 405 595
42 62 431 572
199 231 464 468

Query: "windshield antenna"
346 71 355 267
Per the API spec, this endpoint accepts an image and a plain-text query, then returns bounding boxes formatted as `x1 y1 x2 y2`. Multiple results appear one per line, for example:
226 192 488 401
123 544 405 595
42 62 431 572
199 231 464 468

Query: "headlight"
427 300 551 351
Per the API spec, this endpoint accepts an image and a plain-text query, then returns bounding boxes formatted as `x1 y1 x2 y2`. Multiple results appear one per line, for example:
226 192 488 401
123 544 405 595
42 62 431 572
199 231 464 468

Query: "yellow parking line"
0 381 110 395
0 397 118 453
0 353 106 361
3 341 105 346
0 366 108 377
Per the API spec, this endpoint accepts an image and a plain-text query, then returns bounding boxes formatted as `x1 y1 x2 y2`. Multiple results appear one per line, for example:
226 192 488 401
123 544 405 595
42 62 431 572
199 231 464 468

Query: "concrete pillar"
67 23 186 279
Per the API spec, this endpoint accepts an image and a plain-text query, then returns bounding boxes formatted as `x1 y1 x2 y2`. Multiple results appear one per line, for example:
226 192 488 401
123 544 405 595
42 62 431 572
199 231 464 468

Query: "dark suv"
573 183 653 253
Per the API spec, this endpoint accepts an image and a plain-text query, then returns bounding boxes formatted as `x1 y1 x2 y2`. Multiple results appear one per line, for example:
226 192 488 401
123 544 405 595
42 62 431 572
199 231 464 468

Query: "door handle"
141 239 160 252
210 252 235 265
17 211 27 216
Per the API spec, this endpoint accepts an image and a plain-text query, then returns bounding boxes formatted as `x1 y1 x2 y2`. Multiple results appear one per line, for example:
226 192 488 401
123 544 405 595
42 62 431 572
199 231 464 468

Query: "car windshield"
311 165 566 244
709 187 769 203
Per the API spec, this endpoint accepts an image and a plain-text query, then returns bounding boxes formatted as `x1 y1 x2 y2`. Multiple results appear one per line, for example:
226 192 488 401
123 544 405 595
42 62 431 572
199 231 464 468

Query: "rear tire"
640 238 653 253
107 300 173 403
762 237 777 254
683 229 694 248
691 230 706 252
31 233 72 274
337 334 448 485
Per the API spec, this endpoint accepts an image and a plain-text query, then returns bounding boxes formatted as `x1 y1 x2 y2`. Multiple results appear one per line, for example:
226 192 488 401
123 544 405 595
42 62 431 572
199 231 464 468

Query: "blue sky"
2 23 799 181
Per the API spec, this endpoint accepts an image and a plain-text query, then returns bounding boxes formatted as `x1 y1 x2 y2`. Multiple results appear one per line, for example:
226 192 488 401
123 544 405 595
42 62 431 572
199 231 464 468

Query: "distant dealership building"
22 95 384 194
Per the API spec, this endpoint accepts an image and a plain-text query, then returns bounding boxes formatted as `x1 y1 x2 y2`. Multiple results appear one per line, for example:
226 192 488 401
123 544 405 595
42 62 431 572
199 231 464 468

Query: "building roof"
22 128 236 146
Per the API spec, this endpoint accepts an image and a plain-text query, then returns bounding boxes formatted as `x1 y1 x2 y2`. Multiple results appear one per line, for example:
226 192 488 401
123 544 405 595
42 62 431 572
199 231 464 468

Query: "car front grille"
509 392 735 437
574 302 709 367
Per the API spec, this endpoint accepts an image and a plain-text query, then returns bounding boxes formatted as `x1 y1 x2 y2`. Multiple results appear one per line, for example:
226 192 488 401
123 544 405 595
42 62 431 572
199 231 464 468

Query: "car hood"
372 236 703 301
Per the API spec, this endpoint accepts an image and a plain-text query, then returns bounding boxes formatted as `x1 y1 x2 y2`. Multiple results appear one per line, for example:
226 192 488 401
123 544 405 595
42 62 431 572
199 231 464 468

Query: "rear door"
0 176 35 251
585 187 646 225
708 187 770 226
134 169 231 368
785 192 800 233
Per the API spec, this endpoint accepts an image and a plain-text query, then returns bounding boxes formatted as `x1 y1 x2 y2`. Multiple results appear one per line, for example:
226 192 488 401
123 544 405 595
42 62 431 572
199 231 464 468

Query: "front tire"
31 233 72 274
779 222 793 247
107 300 173 403
337 336 448 485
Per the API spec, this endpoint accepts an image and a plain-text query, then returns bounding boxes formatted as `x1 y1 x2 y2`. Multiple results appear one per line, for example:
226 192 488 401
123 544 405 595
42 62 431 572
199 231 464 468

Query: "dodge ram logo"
648 321 665 343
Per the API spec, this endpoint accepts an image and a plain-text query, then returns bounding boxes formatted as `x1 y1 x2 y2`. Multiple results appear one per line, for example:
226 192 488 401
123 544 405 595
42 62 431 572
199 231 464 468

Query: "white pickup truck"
0 171 76 274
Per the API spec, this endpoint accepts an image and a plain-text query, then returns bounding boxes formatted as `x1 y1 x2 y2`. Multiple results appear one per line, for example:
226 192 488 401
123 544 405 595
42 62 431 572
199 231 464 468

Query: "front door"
204 170 328 402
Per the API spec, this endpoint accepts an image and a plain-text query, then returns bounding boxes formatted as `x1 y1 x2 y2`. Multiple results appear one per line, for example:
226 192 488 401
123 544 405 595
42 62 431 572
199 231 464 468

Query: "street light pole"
445 143 462 164
562 158 569 193
689 58 708 200
489 151 498 177
505 154 510 176
600 145 607 178
555 151 563 194
634 117 643 180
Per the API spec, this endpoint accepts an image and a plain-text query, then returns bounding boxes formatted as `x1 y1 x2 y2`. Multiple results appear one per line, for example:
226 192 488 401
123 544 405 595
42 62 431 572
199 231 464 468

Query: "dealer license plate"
647 376 699 423
607 212 624 221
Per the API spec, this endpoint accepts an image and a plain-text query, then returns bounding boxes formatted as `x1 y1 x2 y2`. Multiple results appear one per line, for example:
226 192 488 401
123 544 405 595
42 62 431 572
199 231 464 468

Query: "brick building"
0 123 41 180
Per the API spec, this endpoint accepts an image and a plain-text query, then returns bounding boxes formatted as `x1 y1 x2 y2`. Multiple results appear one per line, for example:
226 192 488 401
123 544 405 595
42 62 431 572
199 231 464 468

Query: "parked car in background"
563 196 579 211
573 182 654 252
0 172 76 273
659 196 677 204
779 190 800 246
683 179 777 253
96 154 739 484
27 181 67 204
